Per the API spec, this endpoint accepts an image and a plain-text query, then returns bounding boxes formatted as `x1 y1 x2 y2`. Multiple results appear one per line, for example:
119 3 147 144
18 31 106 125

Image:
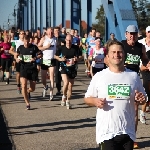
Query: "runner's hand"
135 90 146 104
61 56 66 61
74 56 78 61
94 98 106 108
30 58 36 62
16 58 20 63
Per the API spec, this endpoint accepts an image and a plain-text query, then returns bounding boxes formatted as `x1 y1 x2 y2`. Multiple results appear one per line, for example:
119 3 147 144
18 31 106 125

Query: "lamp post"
8 13 13 30
13 3 18 29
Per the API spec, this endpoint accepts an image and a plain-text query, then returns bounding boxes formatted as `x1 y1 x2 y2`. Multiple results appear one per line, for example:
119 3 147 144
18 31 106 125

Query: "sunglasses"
128 32 137 35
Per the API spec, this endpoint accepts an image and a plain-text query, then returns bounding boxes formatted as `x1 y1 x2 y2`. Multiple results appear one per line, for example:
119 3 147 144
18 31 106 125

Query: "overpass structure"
17 0 137 41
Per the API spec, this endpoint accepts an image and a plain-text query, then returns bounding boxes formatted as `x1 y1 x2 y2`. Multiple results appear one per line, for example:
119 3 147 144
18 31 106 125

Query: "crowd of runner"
0 25 150 149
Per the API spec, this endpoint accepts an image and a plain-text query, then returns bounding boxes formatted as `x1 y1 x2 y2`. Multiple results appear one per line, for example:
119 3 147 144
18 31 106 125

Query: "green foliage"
130 0 150 32
92 5 105 37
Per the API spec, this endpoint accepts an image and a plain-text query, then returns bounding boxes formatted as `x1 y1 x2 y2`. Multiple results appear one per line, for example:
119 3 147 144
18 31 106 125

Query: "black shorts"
143 79 150 102
1 58 12 72
61 67 77 79
102 134 133 150
16 62 21 72
20 66 38 81
92 67 104 75
41 59 56 70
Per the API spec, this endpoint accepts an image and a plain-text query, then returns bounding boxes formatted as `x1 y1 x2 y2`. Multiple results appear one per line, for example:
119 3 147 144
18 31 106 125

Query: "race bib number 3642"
108 84 131 99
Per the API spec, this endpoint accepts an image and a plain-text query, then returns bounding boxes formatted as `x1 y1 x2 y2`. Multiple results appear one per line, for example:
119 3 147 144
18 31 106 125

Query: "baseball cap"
146 26 150 32
126 25 138 33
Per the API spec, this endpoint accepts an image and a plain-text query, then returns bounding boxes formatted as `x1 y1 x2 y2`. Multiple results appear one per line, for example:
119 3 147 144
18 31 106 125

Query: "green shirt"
11 42 16 49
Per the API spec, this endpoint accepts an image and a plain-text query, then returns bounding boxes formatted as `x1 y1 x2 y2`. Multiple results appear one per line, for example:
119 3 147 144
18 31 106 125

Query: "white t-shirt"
91 48 105 68
138 38 150 52
43 36 56 59
15 39 24 50
85 68 146 144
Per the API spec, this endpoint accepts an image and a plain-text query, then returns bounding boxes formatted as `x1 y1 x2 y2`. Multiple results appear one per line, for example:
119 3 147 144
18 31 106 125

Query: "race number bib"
125 53 140 65
23 55 32 62
66 58 75 66
95 58 104 64
4 50 10 55
108 84 131 99
43 59 51 66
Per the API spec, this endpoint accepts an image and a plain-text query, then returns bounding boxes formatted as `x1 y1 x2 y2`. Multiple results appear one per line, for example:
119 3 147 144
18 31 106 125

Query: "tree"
92 5 105 37
130 0 138 20
137 0 149 29
130 0 150 32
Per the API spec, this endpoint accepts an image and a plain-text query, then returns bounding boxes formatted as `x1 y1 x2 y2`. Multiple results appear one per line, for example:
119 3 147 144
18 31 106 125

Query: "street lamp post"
13 3 18 29
8 13 12 30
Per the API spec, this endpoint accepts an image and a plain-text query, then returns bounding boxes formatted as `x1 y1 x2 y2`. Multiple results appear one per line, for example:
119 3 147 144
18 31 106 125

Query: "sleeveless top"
91 47 105 68
122 40 143 73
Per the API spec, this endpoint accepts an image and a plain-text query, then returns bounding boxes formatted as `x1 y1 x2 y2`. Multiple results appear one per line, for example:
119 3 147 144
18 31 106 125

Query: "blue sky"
0 0 101 30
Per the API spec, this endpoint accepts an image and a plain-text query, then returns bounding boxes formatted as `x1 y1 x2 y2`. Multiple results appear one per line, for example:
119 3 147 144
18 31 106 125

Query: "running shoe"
26 104 30 110
140 110 146 124
49 95 53 101
6 78 9 85
17 87 21 94
61 101 66 106
66 101 71 109
61 95 66 106
42 85 48 97
85 69 88 73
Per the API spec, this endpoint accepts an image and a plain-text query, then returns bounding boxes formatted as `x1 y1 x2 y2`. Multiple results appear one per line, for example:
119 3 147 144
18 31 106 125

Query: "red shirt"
0 42 11 59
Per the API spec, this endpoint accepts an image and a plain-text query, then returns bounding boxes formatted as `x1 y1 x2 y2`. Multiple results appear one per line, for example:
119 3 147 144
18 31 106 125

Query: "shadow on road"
9 117 96 136
138 140 150 148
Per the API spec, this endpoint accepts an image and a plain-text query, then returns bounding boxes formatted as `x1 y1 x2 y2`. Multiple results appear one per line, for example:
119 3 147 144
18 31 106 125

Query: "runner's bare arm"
84 97 106 108
140 64 149 71
38 37 45 47
38 43 51 51
14 52 19 60
54 55 66 61
9 46 15 55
